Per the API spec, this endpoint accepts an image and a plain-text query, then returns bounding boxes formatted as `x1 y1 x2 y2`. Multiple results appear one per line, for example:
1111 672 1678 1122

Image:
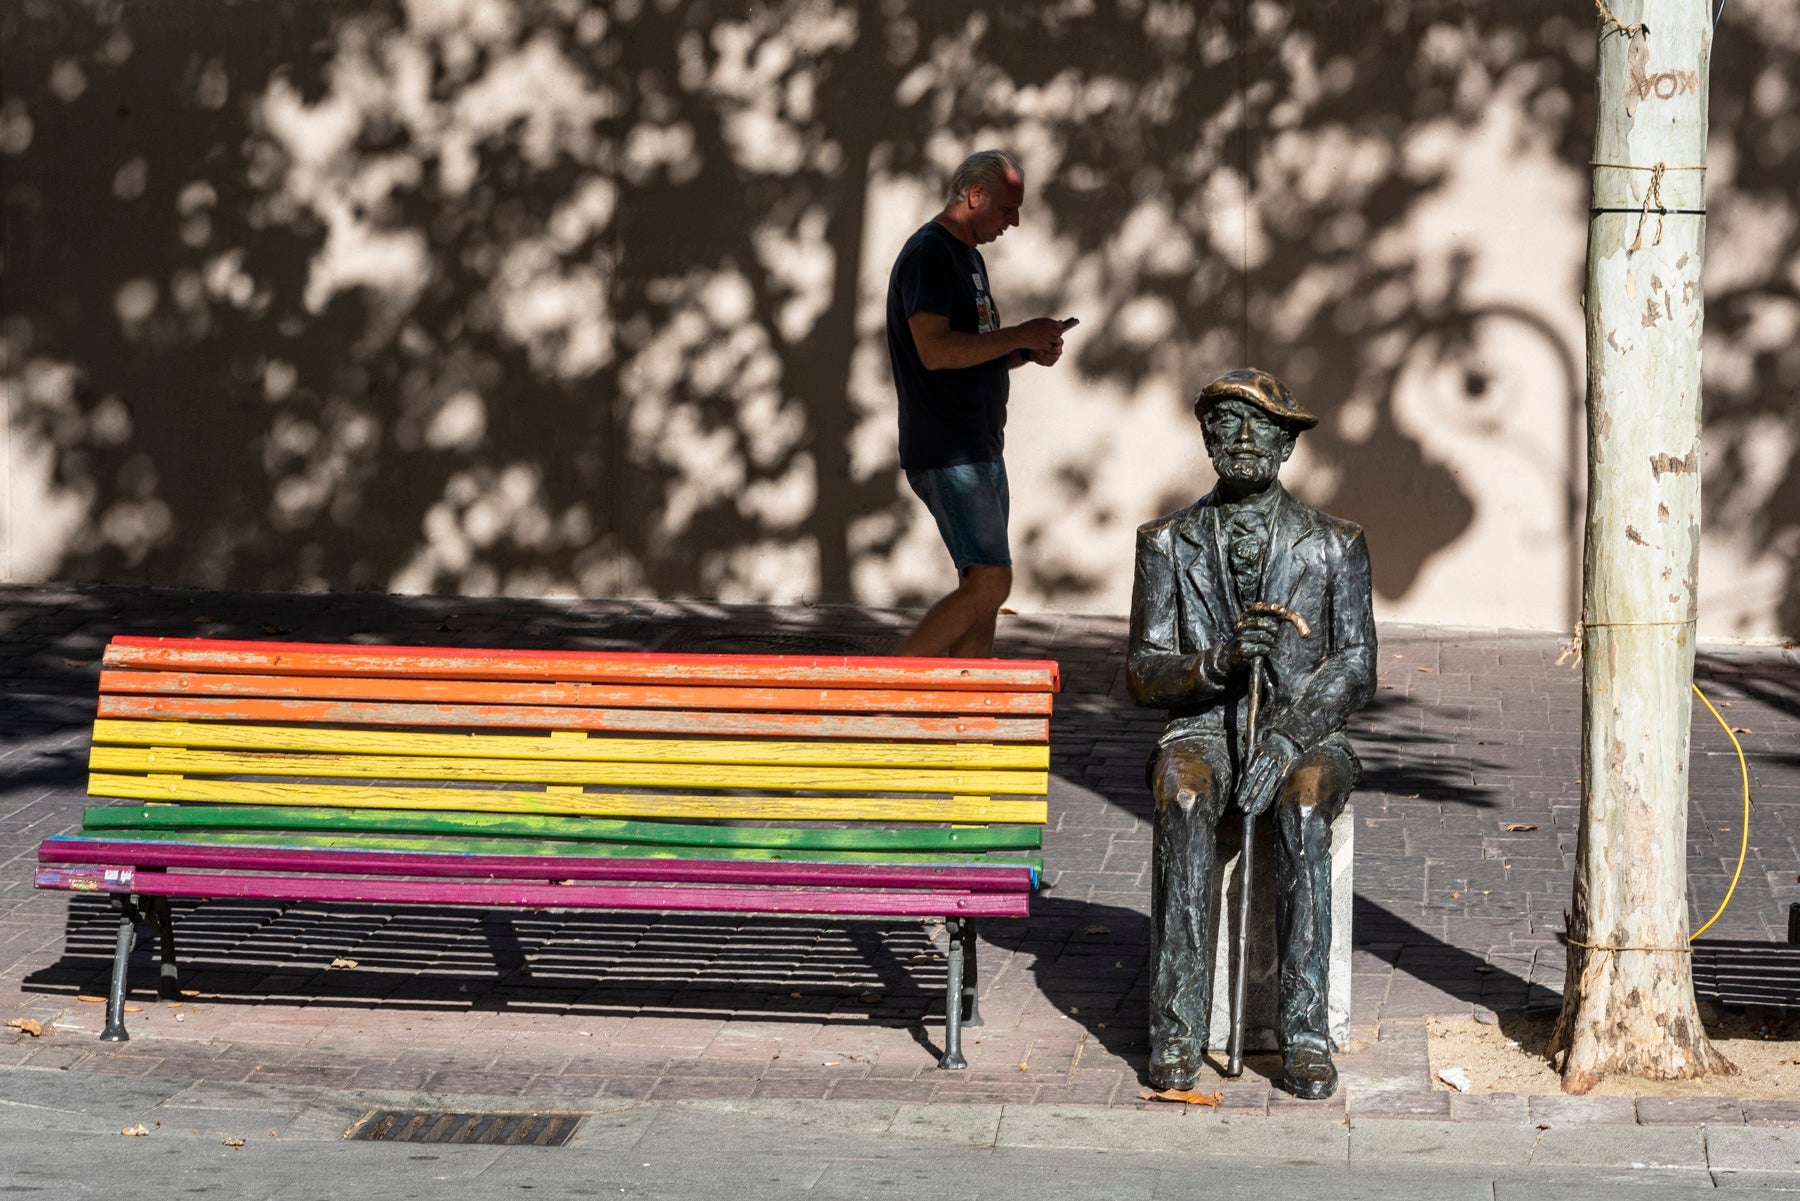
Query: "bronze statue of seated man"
1127 368 1376 1100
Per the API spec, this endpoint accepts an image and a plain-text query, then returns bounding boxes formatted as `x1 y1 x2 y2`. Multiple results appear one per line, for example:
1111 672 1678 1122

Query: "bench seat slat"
97 695 1049 742
89 746 1048 796
35 864 1031 918
84 804 1041 852
103 638 1062 693
91 719 1049 770
99 672 1055 717
87 774 1051 823
40 837 1035 891
68 827 1045 874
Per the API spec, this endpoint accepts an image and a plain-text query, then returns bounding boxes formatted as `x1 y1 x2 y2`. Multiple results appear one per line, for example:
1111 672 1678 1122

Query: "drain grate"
347 1110 582 1146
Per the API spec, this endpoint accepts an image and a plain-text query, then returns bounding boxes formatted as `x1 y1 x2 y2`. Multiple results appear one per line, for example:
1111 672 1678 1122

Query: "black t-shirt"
885 220 1010 470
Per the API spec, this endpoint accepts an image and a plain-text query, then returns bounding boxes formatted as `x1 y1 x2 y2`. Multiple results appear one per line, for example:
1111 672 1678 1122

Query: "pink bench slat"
40 837 1034 893
34 865 1029 918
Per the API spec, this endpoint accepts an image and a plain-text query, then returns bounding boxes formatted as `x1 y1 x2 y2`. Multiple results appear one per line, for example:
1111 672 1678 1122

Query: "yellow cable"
1688 681 1751 941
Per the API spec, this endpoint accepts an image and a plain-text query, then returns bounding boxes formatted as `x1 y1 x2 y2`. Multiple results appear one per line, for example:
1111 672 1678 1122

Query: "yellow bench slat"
88 746 1048 796
90 719 1048 770
85 773 1049 823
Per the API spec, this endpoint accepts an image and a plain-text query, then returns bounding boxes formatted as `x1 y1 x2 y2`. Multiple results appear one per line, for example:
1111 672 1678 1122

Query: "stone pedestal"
1206 803 1353 1051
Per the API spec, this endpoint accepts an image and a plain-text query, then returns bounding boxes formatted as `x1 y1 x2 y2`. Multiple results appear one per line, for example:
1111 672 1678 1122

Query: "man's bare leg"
895 565 1012 658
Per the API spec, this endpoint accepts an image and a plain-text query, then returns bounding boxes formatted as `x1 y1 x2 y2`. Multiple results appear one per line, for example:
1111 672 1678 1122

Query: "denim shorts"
905 460 1011 570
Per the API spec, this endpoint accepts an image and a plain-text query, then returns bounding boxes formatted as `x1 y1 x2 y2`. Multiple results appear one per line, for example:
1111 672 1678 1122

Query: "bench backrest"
85 636 1058 858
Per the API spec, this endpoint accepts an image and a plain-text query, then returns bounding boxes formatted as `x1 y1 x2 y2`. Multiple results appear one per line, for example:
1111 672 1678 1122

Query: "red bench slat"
103 637 1062 692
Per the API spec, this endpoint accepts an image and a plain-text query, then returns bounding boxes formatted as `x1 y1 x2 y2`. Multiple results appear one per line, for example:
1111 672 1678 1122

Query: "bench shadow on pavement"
25 892 984 1059
1691 940 1800 1010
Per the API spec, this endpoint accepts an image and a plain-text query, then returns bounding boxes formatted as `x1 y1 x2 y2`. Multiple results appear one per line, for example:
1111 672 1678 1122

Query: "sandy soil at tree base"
1428 1005 1798 1098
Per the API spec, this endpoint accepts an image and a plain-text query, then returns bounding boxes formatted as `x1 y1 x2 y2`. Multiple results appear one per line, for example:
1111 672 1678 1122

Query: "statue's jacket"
1127 485 1377 770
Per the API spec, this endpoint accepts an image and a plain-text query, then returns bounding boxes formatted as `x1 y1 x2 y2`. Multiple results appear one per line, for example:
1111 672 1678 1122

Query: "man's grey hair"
947 149 1022 203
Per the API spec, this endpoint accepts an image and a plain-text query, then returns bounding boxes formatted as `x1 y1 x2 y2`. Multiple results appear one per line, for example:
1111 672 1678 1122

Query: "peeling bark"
1550 0 1733 1094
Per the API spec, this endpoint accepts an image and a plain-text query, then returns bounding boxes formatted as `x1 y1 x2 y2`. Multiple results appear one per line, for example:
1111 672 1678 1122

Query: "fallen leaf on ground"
328 958 358 970
223 1138 245 1148
192 615 214 625
7 1018 47 1037
77 995 107 1004
1082 924 1111 936
1437 1067 1472 1092
123 1004 143 1013
1139 1088 1223 1106
1730 727 1752 735
1503 824 1539 832
120 1124 149 1137
859 991 882 1004
180 989 200 997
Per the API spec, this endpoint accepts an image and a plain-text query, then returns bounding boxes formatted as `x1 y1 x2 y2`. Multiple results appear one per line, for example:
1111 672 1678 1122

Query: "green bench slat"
79 828 1043 877
82 804 1042 853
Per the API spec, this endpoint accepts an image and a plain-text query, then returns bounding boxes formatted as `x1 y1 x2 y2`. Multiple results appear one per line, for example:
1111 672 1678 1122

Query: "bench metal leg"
939 917 970 1069
100 896 142 1043
960 919 983 1028
153 897 181 1001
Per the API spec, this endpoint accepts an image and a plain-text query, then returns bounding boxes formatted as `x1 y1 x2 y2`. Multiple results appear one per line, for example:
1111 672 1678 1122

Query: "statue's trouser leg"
1272 745 1354 1049
1149 742 1229 1056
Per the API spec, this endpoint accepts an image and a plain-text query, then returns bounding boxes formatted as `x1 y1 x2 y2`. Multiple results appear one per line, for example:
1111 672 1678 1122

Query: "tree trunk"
1549 0 1732 1093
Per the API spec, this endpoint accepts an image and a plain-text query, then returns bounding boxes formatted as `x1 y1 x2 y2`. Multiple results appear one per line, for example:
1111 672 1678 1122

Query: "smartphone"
1060 317 1080 330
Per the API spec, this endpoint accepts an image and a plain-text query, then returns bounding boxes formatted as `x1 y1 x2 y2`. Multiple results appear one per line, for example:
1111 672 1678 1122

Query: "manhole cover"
347 1110 582 1146
658 630 899 655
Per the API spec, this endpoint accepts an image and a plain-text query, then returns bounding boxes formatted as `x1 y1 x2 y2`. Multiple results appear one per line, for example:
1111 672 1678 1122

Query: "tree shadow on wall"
2 1 1794 631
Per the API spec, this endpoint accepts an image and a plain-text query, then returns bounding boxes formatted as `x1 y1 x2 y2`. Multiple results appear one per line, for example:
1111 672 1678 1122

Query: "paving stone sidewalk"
0 584 1794 1127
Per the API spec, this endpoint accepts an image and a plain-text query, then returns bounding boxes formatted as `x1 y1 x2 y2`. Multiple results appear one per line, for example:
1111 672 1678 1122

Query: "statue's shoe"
1281 1044 1338 1100
1147 1042 1202 1091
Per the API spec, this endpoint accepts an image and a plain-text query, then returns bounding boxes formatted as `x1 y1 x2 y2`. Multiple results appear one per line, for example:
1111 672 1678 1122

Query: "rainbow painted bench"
35 636 1058 1067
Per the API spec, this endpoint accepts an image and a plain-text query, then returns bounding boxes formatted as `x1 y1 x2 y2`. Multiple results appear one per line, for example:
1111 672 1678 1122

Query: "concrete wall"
2 0 1795 639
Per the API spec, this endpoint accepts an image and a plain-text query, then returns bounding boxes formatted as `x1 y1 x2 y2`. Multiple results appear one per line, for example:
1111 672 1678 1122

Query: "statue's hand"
1237 730 1301 817
1207 610 1284 679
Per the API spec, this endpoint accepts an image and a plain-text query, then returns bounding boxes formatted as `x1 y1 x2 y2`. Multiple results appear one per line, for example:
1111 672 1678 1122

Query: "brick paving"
0 583 1794 1125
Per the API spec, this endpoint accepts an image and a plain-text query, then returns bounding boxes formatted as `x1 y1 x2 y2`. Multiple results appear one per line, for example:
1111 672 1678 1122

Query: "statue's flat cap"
1193 368 1318 429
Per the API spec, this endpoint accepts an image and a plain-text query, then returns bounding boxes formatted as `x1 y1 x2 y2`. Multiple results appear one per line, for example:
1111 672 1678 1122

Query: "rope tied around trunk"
1556 616 1696 666
1566 938 1694 954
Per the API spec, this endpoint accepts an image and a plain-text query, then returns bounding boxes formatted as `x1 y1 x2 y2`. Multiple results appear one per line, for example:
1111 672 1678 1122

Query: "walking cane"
1224 656 1264 1079
1224 603 1312 1079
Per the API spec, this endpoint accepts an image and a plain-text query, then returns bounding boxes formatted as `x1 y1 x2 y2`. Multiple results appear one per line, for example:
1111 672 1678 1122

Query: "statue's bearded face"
1201 397 1297 487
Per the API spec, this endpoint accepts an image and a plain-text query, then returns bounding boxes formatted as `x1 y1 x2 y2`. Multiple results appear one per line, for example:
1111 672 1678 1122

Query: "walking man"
1127 369 1376 1099
885 149 1069 657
